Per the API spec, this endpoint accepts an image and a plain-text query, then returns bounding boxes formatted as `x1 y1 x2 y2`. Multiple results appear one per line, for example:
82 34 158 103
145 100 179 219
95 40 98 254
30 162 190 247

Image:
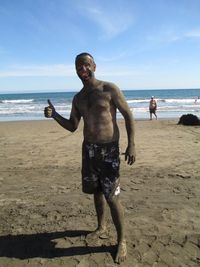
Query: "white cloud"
77 1 134 39
0 63 142 79
0 64 75 77
146 30 180 44
185 30 200 38
146 27 200 46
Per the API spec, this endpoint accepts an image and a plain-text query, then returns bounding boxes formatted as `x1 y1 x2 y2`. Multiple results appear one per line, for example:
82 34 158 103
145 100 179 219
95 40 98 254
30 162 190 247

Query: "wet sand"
0 119 200 267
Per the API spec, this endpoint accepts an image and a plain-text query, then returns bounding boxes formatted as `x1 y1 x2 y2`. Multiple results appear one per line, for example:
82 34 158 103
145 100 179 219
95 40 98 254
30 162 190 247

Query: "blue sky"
0 0 200 93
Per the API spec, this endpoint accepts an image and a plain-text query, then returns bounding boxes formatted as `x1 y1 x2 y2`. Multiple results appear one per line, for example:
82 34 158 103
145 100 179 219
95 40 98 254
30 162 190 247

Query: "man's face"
75 56 96 82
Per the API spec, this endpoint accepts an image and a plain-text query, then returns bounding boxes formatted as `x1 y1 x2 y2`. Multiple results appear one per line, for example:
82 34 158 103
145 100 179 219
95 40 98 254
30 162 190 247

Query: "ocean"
0 89 200 122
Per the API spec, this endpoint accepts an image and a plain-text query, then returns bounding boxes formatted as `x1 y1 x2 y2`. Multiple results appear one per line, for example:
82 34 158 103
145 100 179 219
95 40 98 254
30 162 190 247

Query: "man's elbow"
67 119 79 132
70 126 77 132
70 123 78 132
123 110 134 120
62 123 77 132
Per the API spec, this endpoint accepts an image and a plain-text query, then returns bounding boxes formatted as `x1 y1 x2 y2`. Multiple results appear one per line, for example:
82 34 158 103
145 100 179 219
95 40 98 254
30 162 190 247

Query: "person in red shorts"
149 96 157 120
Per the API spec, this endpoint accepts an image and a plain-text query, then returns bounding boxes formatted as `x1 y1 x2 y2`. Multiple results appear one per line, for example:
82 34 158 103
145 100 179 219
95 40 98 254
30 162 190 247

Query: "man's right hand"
44 99 56 118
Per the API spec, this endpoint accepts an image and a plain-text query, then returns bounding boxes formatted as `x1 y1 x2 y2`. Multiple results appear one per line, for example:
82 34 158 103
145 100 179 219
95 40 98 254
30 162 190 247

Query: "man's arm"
44 97 81 132
111 84 136 165
155 100 157 110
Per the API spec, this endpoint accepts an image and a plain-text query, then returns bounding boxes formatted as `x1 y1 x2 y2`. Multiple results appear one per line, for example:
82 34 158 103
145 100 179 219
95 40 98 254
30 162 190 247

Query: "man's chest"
77 91 113 114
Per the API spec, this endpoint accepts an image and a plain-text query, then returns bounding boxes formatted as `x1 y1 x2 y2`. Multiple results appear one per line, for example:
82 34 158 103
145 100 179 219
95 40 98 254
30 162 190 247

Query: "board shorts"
82 140 120 200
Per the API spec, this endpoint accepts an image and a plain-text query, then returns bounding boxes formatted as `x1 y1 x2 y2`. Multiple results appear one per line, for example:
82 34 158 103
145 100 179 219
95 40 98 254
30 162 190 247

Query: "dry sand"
0 119 200 267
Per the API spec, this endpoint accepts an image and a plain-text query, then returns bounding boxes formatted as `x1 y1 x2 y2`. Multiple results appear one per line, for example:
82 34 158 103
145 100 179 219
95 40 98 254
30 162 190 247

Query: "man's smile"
81 71 90 80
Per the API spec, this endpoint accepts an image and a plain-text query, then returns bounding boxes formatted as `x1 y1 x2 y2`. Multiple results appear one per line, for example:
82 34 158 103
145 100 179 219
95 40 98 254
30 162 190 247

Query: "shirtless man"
149 96 157 120
44 52 136 263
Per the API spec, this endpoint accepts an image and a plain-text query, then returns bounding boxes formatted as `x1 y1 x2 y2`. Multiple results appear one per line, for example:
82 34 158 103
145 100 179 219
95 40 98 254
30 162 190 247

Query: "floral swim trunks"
82 140 120 200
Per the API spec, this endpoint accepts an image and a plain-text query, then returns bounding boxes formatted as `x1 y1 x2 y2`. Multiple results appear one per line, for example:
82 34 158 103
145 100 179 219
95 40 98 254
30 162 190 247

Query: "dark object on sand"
178 114 200 126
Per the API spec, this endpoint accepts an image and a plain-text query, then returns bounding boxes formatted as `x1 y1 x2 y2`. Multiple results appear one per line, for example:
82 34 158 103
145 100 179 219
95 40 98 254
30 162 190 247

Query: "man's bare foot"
115 240 127 264
86 227 107 239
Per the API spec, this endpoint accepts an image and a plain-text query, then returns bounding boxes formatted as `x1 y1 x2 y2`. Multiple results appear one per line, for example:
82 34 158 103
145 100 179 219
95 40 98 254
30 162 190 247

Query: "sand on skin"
0 119 200 267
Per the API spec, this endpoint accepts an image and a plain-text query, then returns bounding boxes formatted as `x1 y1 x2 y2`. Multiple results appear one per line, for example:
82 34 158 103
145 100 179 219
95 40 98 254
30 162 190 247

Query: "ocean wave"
164 98 197 103
1 99 34 104
127 98 198 104
127 99 149 103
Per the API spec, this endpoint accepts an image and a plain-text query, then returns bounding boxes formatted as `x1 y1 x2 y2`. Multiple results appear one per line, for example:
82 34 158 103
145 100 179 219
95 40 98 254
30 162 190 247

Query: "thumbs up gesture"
44 99 56 118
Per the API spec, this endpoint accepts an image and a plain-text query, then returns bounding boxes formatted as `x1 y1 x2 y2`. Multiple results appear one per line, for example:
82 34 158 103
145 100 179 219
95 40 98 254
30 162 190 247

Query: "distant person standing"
194 96 200 104
149 96 157 120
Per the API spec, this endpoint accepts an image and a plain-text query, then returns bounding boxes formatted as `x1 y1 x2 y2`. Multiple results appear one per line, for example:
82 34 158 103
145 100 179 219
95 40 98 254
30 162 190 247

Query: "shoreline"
0 116 181 124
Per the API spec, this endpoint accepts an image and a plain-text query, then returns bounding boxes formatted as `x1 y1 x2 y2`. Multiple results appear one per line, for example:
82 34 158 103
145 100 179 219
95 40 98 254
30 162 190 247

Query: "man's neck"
83 78 99 90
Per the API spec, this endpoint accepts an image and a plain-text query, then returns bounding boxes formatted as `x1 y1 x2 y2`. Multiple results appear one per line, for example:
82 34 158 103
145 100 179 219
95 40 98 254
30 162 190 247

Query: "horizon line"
1 87 200 95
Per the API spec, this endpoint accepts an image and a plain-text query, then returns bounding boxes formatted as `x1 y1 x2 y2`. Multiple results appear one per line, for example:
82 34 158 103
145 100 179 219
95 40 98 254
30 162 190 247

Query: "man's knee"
94 191 105 204
106 194 120 207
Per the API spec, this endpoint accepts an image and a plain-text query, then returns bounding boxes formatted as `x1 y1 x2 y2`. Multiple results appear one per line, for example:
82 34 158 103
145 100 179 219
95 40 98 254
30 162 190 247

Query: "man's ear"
93 63 96 71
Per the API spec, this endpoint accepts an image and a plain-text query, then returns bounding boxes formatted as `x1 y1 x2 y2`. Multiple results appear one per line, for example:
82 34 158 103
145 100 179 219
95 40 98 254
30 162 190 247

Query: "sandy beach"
0 119 200 267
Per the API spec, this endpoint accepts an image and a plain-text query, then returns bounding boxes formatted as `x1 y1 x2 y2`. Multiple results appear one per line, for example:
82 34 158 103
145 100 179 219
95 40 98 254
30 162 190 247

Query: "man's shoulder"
72 90 85 107
102 81 120 93
73 89 84 99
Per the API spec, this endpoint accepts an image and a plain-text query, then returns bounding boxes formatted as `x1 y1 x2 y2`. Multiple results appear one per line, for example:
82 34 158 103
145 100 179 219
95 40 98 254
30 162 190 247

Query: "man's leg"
107 196 127 263
87 191 107 237
94 191 107 232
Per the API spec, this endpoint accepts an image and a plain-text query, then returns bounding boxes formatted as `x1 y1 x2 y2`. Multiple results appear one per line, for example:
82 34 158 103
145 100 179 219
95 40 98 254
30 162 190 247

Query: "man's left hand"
124 146 136 165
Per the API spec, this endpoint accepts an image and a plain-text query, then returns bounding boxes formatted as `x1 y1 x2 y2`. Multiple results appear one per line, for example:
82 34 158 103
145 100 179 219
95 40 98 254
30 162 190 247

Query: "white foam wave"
127 99 149 103
1 99 34 104
127 98 198 104
164 98 196 103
